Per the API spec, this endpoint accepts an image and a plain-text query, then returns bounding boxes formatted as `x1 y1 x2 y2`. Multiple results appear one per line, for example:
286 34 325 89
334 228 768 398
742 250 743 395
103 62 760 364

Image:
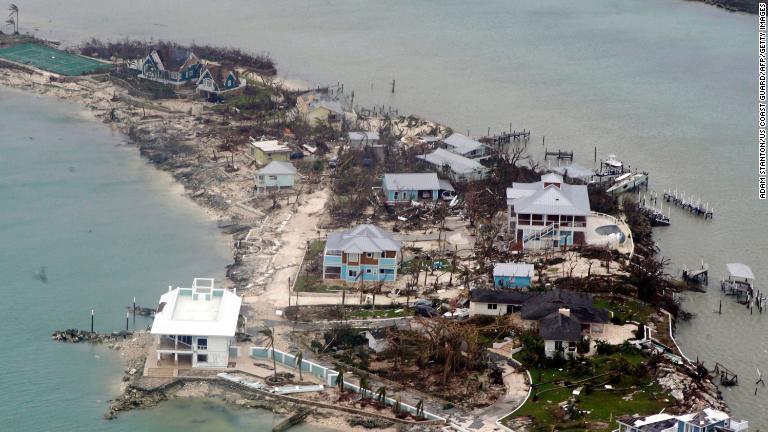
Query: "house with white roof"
348 131 380 148
442 133 487 159
382 173 453 204
150 278 242 369
615 408 748 432
493 262 534 288
507 173 591 249
249 138 292 165
255 161 297 193
416 148 487 182
323 224 401 283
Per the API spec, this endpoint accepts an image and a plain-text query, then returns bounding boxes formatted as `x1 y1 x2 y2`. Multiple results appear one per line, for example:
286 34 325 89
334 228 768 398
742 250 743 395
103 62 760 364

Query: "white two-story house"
506 173 590 249
150 278 242 369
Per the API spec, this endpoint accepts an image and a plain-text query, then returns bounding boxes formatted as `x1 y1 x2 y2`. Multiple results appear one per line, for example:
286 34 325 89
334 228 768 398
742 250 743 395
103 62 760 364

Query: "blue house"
196 64 245 96
322 225 401 283
382 173 453 205
138 47 202 85
255 161 296 194
493 263 534 288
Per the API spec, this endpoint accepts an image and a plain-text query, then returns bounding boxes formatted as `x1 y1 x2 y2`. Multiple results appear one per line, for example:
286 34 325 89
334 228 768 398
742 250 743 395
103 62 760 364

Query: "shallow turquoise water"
0 88 324 431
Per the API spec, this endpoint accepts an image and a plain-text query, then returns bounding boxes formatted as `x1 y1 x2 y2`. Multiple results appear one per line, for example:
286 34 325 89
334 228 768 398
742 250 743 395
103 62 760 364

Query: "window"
366 268 372 273
197 338 208 350
347 253 359 262
555 341 563 350
366 252 373 258
379 268 394 274
197 354 208 363
349 270 358 277
269 175 277 181
487 304 498 310
178 335 192 346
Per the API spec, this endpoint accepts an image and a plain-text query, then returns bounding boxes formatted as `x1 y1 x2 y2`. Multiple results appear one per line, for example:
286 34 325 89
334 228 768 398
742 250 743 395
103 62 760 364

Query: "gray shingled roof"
383 173 440 191
520 290 608 323
470 289 532 304
325 224 401 254
257 161 297 175
539 311 582 341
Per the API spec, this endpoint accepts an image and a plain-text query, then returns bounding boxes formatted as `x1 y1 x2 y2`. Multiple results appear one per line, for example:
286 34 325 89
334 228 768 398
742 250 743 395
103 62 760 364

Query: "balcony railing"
158 337 193 351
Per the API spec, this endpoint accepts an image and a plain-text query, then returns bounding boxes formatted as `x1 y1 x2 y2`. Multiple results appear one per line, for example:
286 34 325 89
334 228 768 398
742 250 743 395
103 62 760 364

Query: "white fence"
251 346 445 421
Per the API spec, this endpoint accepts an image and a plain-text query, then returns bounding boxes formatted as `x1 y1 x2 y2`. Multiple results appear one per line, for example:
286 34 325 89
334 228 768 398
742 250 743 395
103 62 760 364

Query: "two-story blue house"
614 408 748 432
322 225 401 283
493 262 534 288
382 173 453 205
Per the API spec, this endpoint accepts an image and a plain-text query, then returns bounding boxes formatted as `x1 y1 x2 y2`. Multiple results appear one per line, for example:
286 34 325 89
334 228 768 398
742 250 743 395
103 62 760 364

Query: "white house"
348 131 380 148
469 289 532 316
363 329 391 353
150 278 242 369
255 161 297 193
506 173 590 249
416 148 488 182
442 133 487 159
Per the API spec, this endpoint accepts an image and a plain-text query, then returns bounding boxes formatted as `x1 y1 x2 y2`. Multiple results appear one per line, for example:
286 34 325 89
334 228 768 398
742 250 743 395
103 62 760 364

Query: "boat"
606 172 648 195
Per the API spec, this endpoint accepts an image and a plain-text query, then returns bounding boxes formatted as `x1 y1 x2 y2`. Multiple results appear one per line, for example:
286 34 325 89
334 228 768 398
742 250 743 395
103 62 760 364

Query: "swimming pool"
595 225 626 244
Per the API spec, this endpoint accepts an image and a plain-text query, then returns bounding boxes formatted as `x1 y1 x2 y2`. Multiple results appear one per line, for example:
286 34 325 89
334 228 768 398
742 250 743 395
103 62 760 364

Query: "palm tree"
8 4 18 34
4 16 13 34
375 385 386 404
336 368 345 393
358 374 370 399
259 327 277 380
295 351 303 382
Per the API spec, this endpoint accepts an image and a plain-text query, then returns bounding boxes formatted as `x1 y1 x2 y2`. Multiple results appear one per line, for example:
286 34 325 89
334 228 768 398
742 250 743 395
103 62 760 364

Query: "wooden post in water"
91 309 94 333
594 146 597 162
719 300 722 314
125 310 129 331
391 79 395 93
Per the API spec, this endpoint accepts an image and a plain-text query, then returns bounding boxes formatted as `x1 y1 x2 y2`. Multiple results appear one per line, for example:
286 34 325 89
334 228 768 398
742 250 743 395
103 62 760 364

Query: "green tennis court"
0 43 113 76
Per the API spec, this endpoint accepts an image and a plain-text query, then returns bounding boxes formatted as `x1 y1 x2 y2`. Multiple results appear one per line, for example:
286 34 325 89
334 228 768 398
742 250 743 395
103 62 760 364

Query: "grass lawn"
293 274 345 293
594 296 657 324
503 351 672 431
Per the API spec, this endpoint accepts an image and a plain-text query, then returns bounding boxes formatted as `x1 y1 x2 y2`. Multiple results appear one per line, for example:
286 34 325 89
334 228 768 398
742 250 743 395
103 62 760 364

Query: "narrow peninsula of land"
1 31 749 432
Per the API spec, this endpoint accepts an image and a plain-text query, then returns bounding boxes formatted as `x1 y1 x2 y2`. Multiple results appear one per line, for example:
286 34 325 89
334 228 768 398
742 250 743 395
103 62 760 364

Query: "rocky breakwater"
51 329 133 343
656 362 727 413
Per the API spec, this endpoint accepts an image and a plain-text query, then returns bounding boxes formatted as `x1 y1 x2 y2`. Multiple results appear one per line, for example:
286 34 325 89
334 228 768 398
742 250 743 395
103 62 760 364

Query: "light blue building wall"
493 275 532 288
257 173 294 188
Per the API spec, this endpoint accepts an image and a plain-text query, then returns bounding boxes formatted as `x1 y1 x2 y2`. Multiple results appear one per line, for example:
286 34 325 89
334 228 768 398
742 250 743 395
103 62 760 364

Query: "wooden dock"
480 129 531 146
662 189 714 219
544 149 573 162
713 362 739 386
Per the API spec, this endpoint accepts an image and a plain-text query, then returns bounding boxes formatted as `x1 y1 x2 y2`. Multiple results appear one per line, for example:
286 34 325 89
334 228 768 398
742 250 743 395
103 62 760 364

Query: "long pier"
662 189 713 219
480 129 531 146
